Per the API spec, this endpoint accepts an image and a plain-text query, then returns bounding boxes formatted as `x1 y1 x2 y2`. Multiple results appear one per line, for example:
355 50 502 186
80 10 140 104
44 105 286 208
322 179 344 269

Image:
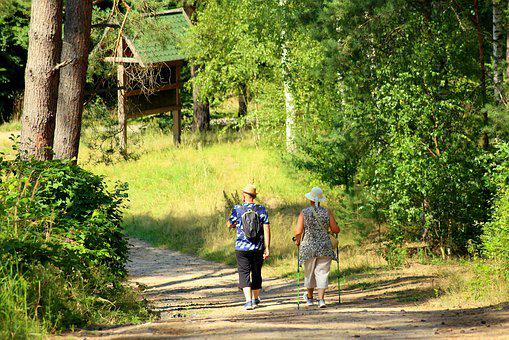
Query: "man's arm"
263 224 271 259
227 207 237 229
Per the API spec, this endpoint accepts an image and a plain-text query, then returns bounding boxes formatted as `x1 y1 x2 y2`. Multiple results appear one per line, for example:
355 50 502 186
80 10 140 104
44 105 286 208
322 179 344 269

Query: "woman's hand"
292 236 300 246
263 249 270 260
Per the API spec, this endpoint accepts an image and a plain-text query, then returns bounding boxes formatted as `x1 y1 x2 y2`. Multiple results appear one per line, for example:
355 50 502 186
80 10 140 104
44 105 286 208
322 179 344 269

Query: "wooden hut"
105 8 191 150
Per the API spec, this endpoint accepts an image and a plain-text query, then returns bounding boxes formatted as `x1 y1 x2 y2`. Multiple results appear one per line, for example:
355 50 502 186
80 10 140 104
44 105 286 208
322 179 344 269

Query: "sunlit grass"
0 121 19 155
82 130 355 275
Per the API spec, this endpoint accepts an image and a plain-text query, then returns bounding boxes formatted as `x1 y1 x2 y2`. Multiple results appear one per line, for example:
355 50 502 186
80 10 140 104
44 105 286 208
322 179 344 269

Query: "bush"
0 154 150 334
0 155 129 279
482 142 509 262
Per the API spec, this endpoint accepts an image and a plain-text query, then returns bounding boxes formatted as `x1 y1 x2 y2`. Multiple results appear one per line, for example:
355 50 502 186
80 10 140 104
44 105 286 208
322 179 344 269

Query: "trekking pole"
292 236 300 310
337 237 341 304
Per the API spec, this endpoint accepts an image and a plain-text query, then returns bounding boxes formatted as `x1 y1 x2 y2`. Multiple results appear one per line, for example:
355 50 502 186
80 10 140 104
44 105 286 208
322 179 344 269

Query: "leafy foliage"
0 0 30 121
0 153 150 332
482 142 509 262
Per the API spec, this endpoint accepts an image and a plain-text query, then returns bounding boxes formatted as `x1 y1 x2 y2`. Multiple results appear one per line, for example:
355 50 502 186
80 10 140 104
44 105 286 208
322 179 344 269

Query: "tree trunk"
279 0 296 152
192 65 210 132
117 41 127 154
282 69 296 152
193 101 210 132
53 0 93 161
474 0 489 148
186 2 210 133
238 83 248 117
20 0 63 160
493 0 505 104
506 1 509 82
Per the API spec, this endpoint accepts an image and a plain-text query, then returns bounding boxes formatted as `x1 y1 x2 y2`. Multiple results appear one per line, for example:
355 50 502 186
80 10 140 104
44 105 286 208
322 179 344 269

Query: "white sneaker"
303 293 314 306
318 299 326 308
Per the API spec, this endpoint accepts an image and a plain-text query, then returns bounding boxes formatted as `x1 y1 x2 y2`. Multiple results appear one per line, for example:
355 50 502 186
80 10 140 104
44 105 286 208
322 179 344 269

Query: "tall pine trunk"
493 0 505 104
53 0 93 160
20 0 63 160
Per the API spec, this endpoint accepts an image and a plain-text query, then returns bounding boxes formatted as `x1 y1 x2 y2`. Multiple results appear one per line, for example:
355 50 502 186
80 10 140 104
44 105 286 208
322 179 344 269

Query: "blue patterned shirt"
229 203 269 251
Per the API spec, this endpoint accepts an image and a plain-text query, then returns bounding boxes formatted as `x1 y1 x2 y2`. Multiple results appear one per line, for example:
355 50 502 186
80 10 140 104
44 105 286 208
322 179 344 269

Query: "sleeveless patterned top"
299 206 337 265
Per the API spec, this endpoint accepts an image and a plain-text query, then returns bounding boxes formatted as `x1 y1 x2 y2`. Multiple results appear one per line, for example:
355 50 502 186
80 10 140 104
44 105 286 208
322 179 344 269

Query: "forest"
1 0 509 337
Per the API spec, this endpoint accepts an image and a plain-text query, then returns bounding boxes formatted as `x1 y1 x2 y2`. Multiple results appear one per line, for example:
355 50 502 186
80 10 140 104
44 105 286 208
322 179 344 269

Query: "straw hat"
242 184 257 197
305 187 326 202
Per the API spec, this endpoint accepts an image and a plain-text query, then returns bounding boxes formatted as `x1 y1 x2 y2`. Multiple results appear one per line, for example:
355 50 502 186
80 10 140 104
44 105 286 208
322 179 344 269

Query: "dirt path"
84 239 509 339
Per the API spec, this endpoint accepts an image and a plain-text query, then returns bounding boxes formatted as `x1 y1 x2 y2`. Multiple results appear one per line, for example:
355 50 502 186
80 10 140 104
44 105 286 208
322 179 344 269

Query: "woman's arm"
294 211 304 246
329 209 340 234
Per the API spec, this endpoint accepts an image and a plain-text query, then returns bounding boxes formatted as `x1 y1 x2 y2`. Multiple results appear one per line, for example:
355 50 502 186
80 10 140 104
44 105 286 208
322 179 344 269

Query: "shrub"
0 154 150 334
0 155 129 280
482 142 509 263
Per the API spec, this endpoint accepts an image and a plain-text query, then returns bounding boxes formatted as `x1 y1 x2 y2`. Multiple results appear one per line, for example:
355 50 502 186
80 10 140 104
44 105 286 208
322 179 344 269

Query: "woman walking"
294 187 340 308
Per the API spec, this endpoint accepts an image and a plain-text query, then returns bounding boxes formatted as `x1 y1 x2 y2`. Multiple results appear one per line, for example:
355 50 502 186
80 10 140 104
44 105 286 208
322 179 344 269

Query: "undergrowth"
0 153 152 338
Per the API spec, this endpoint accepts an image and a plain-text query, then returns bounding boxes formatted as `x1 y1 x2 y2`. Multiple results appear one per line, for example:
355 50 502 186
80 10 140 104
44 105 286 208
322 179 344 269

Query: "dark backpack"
239 205 263 242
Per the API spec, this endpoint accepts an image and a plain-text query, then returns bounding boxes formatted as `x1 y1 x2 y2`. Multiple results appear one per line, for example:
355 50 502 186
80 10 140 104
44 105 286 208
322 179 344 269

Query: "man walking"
227 184 271 310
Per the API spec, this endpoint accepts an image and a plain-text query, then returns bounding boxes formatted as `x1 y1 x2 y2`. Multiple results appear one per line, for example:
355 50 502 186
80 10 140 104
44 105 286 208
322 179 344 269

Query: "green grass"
0 268 45 339
84 131 317 271
0 120 20 154
0 120 21 132
82 130 375 278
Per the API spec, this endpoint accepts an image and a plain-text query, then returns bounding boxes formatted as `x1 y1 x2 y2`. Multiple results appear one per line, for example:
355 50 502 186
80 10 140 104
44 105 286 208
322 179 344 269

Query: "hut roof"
130 9 191 65
106 8 192 66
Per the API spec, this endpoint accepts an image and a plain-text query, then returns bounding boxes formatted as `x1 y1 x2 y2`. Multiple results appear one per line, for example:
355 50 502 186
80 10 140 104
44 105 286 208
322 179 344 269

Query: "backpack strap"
311 207 329 234
239 204 258 214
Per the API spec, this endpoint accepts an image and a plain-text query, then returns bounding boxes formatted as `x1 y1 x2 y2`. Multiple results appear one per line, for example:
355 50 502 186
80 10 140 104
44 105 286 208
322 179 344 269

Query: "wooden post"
117 39 127 153
173 64 182 145
176 64 181 106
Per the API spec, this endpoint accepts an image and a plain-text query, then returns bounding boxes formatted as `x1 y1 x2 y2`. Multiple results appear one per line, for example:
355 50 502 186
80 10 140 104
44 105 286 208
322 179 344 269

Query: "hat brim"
243 190 257 197
305 192 326 202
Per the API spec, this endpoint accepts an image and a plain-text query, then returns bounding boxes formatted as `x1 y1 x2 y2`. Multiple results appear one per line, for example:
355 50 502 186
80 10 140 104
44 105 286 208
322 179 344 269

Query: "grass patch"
0 121 19 155
0 119 21 132
82 130 366 278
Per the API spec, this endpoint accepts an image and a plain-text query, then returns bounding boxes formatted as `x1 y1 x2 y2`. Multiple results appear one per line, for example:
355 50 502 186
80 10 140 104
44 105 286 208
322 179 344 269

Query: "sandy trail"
83 239 509 339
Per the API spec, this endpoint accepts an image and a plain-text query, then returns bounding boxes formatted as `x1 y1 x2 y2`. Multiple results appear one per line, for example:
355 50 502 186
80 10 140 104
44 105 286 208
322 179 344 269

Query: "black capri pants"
235 250 264 290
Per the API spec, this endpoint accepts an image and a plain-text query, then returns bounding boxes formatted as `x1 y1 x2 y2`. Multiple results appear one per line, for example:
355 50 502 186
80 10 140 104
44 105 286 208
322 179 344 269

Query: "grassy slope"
84 132 369 277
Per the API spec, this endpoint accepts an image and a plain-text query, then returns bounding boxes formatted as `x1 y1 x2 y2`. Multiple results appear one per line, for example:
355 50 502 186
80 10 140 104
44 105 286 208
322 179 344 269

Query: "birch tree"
20 0 63 160
53 0 93 160
279 0 296 152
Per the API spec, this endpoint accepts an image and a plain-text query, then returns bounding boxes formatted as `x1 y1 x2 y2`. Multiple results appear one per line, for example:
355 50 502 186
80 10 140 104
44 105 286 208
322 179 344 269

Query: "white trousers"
304 256 332 289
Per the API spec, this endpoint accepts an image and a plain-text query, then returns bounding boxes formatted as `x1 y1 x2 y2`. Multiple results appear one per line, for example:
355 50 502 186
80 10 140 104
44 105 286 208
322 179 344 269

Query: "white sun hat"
305 187 327 203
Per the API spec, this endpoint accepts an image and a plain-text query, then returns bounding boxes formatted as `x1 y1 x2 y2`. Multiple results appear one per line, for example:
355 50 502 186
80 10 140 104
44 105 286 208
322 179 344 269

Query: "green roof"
128 9 191 65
